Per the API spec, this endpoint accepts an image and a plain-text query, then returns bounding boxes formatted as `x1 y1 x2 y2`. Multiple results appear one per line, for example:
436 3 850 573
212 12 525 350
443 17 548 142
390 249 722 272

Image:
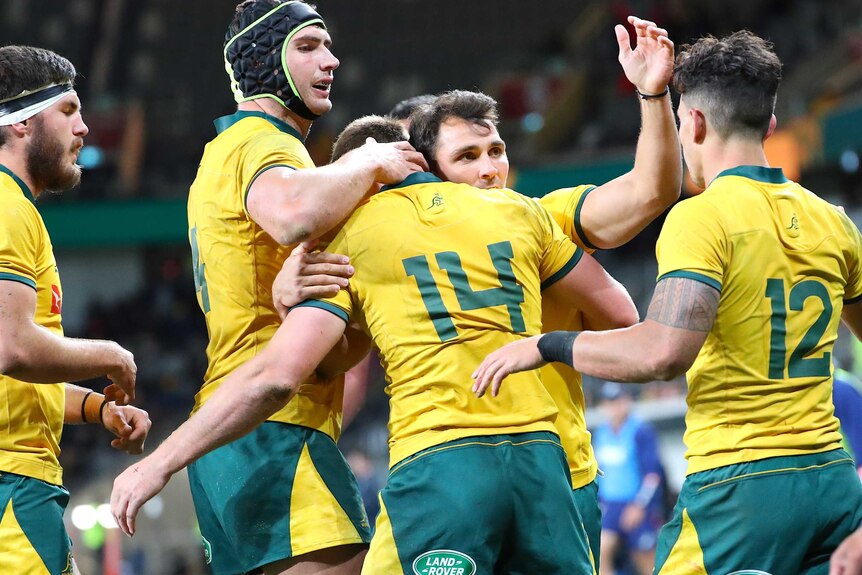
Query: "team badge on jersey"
51 284 62 314
412 549 476 575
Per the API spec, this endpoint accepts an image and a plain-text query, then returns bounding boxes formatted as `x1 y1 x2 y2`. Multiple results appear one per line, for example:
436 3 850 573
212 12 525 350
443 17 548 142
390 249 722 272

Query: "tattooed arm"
567 277 719 382
472 277 718 395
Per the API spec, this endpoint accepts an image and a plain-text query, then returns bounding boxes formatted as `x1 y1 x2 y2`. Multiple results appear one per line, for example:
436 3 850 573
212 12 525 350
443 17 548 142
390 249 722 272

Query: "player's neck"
237 99 312 138
0 148 41 198
702 138 771 187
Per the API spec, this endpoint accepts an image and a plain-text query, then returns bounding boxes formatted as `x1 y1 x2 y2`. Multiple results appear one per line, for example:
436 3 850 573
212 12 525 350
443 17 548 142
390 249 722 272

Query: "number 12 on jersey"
403 241 525 342
765 278 832 379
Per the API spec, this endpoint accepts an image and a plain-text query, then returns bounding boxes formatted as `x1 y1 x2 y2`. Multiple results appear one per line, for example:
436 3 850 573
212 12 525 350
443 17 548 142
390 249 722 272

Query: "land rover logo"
202 536 213 565
412 549 477 575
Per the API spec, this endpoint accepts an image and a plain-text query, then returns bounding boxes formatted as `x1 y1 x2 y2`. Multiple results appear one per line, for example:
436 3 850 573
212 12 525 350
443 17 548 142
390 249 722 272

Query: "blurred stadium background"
2 0 862 573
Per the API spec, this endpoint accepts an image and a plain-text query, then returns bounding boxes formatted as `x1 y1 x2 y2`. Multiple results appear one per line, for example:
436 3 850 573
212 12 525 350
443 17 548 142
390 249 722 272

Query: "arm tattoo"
646 277 719 332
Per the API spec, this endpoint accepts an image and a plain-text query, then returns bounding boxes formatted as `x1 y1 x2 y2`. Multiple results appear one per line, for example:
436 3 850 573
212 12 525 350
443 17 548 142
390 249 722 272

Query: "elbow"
645 346 691 381
271 212 313 246
0 341 27 376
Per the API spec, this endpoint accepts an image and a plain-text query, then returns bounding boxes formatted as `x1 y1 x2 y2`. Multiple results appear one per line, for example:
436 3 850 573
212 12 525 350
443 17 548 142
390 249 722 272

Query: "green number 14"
403 241 525 342
765 278 832 379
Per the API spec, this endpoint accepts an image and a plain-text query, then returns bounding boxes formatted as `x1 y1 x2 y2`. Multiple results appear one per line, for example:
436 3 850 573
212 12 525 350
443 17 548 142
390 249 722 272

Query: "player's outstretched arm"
0 279 136 404
110 307 346 537
64 384 152 454
472 251 638 397
473 277 716 394
832 527 862 575
568 276 715 382
247 139 428 246
577 16 681 249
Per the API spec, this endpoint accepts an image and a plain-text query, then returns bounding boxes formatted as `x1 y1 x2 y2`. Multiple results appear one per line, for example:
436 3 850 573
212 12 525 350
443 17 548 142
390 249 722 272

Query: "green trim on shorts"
573 479 601 572
655 449 862 575
0 472 72 575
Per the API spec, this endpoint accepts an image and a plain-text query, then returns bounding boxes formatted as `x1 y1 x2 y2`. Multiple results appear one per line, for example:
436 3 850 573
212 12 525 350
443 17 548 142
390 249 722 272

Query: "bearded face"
26 115 82 195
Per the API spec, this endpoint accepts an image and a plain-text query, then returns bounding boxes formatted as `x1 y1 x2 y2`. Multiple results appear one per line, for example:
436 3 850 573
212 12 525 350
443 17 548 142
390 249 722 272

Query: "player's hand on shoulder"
273 240 353 319
472 335 546 398
347 137 428 186
104 342 136 405
102 401 151 455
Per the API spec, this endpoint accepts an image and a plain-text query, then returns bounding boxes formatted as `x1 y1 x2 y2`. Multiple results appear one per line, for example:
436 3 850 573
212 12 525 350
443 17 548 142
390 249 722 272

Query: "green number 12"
765 278 832 379
403 241 525 342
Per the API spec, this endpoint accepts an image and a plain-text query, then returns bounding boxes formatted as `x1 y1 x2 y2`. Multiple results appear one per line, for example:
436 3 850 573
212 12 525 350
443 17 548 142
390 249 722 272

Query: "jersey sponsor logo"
726 570 774 574
51 284 62 314
202 535 213 565
412 549 476 575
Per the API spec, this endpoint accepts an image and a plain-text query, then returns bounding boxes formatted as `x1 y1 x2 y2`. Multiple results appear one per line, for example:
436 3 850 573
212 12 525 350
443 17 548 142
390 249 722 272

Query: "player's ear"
763 114 777 141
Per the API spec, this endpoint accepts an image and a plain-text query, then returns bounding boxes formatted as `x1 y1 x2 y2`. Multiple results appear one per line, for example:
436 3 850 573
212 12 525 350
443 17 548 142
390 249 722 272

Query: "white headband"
0 84 74 126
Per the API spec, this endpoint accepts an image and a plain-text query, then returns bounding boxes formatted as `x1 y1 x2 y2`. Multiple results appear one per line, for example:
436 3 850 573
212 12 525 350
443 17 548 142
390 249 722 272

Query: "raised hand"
616 15 674 95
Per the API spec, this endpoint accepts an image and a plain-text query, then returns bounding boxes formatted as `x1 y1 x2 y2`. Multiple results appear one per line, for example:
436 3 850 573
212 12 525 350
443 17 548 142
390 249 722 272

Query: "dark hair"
331 115 408 162
228 0 317 36
386 94 436 121
408 90 499 171
673 30 782 140
0 46 76 146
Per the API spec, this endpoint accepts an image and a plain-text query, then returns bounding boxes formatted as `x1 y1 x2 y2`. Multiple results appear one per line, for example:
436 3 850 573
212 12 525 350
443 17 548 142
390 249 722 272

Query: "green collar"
0 164 34 201
380 172 442 192
714 165 789 184
214 110 304 141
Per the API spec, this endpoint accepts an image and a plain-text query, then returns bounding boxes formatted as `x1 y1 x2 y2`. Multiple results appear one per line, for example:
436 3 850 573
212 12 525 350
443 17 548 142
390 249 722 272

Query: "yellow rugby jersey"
302 173 583 466
656 166 862 474
188 111 342 439
0 165 65 485
538 185 600 488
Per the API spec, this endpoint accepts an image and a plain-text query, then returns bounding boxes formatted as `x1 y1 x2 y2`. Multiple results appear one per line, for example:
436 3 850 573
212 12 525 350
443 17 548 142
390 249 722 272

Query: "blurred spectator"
345 448 385 523
594 383 665 575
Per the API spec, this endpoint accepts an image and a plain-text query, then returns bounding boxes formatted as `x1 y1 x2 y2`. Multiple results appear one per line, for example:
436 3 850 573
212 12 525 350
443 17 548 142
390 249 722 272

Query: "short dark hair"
386 94 436 121
409 90 499 171
228 0 316 37
331 115 408 162
673 30 782 140
0 46 76 146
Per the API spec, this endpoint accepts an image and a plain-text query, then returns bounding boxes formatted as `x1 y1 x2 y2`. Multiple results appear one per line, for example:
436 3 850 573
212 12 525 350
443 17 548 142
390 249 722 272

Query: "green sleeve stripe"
0 272 36 290
572 186 598 251
657 270 722 293
844 293 862 305
291 299 350 323
244 163 297 213
542 249 584 291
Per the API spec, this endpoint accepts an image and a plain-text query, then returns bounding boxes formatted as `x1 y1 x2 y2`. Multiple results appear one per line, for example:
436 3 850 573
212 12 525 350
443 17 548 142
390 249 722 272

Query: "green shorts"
573 479 601 572
0 472 73 575
655 449 862 575
363 431 594 575
187 422 371 575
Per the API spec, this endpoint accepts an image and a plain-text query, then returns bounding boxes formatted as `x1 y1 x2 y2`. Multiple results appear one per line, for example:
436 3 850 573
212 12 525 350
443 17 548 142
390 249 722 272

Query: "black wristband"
80 390 94 424
99 398 109 425
636 87 669 100
537 331 580 367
